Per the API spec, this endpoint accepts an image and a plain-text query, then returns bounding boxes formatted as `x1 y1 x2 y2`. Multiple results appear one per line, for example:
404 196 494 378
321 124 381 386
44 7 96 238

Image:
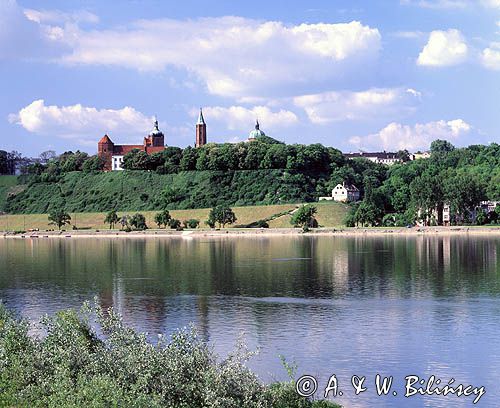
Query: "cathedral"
98 118 166 171
97 109 266 170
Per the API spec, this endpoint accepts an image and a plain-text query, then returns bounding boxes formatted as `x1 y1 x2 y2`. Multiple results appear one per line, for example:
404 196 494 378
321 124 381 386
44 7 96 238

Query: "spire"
197 108 205 125
255 119 259 130
153 115 159 131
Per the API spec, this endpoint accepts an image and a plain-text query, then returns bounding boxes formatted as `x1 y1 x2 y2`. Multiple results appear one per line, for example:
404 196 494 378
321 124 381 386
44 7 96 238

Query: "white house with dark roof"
319 183 360 202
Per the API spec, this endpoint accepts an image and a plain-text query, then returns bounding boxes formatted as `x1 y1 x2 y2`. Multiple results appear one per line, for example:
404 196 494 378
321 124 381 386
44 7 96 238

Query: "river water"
1 235 499 407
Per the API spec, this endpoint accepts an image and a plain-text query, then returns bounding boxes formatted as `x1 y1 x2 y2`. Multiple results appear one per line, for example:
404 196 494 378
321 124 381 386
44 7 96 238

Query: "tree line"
345 140 500 227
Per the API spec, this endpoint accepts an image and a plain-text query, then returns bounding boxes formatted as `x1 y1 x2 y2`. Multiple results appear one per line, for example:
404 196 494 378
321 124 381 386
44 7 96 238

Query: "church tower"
195 108 207 147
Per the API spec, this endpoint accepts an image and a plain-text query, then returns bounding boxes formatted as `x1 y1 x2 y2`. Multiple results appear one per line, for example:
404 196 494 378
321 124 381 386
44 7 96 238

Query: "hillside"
2 170 328 214
0 175 20 212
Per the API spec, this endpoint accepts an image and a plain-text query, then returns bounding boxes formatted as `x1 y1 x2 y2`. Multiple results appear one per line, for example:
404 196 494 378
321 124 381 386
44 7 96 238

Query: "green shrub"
0 303 339 408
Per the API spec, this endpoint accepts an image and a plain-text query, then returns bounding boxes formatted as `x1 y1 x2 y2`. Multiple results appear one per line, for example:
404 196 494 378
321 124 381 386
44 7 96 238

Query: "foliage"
104 210 119 229
48 208 71 230
208 205 237 228
154 210 171 228
0 303 339 408
183 219 200 229
129 213 147 230
168 218 182 230
291 205 318 231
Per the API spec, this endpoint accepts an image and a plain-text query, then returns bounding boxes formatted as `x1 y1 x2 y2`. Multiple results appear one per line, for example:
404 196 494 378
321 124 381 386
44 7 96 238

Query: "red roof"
98 134 113 144
113 145 144 155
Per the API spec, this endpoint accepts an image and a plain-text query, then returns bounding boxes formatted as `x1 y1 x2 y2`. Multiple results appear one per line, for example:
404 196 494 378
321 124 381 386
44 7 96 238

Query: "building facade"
98 119 165 171
344 151 402 166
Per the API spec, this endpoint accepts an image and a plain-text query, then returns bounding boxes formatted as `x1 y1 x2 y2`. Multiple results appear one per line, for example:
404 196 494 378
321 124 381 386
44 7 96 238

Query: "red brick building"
195 108 207 147
98 119 165 171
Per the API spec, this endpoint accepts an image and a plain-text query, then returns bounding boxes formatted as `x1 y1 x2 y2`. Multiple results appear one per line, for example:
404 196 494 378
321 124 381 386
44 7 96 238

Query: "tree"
122 150 151 170
104 210 119 229
430 139 455 155
39 150 57 164
48 208 71 230
396 149 410 162
207 205 237 228
168 218 182 230
183 219 200 229
475 209 487 225
82 155 105 173
444 173 486 224
130 213 147 230
119 215 129 230
290 205 318 231
154 210 171 228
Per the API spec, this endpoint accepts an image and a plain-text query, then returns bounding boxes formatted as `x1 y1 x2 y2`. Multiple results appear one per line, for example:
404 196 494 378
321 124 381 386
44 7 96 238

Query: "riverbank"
2 225 500 238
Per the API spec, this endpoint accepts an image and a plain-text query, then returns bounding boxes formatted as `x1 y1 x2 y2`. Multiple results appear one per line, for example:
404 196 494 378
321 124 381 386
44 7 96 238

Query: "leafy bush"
129 213 147 230
0 303 339 408
291 205 317 231
208 205 237 228
183 219 200 229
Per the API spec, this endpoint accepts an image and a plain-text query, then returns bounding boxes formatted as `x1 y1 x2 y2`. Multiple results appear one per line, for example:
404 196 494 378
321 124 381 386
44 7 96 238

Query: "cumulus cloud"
196 106 298 132
29 16 380 98
481 42 500 69
417 29 468 67
293 88 419 124
349 119 471 151
9 100 154 143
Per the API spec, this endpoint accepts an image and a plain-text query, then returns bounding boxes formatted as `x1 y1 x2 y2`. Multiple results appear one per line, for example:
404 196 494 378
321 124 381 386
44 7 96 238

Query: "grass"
0 202 348 231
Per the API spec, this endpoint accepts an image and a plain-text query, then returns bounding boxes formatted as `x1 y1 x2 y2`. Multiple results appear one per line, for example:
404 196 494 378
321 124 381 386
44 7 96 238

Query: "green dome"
248 120 265 140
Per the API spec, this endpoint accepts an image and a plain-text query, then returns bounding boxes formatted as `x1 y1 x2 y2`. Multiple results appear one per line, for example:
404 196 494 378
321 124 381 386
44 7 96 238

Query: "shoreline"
2 226 500 239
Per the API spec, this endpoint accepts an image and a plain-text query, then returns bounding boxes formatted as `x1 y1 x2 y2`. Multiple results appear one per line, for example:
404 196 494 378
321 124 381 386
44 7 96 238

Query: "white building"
344 151 402 166
319 183 360 202
111 155 124 171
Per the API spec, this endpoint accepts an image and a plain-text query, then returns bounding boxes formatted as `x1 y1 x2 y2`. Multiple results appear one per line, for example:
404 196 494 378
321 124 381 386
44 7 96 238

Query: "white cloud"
417 29 468 67
0 0 56 60
29 15 381 98
24 9 99 24
482 0 500 8
196 106 298 132
392 31 426 39
9 100 154 144
481 42 500 69
349 119 472 151
402 0 500 8
293 88 419 124
400 0 469 8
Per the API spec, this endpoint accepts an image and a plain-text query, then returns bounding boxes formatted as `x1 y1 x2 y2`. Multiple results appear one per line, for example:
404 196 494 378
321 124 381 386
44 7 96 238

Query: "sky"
1 0 499 157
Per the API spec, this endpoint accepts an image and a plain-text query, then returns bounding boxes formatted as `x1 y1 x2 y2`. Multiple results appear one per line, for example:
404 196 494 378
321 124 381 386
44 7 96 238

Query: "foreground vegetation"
0 302 339 408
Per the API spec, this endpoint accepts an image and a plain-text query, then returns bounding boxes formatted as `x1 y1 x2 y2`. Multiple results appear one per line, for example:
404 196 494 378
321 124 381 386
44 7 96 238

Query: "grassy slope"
0 202 348 231
0 175 19 211
4 170 301 213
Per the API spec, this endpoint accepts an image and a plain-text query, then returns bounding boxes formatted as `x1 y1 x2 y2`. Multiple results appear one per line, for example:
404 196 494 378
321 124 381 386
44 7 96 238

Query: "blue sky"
1 0 499 156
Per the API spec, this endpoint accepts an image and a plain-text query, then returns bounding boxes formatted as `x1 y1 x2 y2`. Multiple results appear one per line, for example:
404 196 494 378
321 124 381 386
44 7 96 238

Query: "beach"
2 226 500 238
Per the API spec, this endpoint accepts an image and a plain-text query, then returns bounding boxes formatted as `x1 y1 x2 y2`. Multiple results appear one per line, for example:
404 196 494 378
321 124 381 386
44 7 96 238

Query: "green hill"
3 170 326 214
0 175 20 212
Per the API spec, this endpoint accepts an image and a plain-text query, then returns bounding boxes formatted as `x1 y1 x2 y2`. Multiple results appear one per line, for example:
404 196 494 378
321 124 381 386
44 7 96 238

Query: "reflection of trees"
1 235 499 321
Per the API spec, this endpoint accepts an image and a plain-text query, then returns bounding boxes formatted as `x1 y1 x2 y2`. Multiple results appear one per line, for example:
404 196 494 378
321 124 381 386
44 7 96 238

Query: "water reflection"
0 235 499 407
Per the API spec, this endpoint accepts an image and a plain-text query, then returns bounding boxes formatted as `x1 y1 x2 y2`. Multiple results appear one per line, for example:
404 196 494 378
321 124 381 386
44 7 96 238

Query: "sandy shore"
2 226 500 239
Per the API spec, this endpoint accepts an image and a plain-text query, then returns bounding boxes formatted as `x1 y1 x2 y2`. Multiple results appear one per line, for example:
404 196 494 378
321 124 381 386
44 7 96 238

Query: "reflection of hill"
0 235 498 334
